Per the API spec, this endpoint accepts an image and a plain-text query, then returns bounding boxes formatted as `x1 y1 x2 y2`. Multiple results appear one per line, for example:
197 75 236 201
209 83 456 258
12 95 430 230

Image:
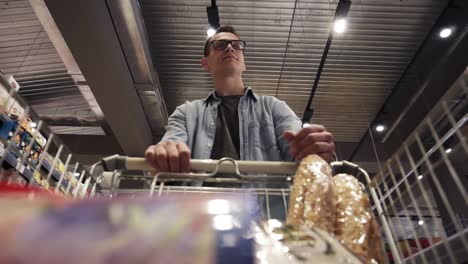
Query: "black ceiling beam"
302 0 351 124
207 0 220 29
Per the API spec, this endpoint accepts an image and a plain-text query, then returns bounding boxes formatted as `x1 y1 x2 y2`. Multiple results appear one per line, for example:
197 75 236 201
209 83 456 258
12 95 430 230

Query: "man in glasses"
145 26 334 175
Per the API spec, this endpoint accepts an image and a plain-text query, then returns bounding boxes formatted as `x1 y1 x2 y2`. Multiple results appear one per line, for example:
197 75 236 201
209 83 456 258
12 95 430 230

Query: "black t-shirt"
210 95 241 160
206 95 242 188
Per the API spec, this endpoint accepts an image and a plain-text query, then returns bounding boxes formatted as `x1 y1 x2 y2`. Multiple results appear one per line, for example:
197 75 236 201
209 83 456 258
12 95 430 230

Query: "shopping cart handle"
330 160 360 177
101 155 299 175
101 154 127 171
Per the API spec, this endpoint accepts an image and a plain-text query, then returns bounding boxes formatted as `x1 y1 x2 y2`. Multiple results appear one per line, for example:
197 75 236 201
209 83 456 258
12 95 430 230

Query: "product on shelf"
0 79 25 119
6 121 26 154
0 169 27 186
41 152 66 174
33 171 50 190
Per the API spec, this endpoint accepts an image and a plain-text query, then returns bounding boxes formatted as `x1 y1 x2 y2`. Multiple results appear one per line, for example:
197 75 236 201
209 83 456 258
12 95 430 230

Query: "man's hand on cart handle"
145 141 191 173
283 124 335 163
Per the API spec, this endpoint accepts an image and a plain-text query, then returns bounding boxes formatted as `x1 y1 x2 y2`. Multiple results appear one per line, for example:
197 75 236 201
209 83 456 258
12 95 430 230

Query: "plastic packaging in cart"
0 189 259 264
255 219 363 264
333 174 384 264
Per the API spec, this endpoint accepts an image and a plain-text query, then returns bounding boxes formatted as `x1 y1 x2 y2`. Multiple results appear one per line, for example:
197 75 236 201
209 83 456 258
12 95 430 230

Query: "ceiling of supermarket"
0 0 467 171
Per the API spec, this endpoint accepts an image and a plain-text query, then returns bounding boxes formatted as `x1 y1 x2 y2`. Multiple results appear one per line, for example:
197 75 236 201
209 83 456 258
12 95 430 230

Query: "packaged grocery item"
0 81 25 119
285 156 383 263
333 174 384 264
0 192 258 264
256 219 363 264
6 121 26 153
286 155 335 233
41 152 66 174
0 169 26 185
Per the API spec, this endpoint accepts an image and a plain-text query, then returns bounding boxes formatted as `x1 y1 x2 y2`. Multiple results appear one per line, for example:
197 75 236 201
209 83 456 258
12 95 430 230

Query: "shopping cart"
91 155 384 263
0 71 465 264
90 69 468 264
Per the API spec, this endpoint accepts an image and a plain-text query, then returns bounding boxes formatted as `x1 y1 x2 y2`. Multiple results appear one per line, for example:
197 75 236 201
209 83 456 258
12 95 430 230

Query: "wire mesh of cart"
93 156 378 263
91 70 467 264
361 70 468 264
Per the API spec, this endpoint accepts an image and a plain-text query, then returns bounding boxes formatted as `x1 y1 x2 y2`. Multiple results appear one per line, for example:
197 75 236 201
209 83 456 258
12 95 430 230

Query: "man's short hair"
203 25 239 57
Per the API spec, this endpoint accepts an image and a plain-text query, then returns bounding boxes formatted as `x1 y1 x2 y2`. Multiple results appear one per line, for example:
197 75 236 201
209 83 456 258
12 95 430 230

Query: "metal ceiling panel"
140 0 448 142
48 126 105 135
0 0 98 135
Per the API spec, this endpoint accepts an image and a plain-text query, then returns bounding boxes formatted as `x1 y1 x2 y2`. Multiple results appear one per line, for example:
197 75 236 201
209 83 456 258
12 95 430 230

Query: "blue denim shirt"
161 87 302 162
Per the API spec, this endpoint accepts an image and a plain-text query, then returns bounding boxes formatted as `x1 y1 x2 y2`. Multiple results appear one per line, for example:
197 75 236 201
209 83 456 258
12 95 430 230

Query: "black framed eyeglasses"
211 39 246 51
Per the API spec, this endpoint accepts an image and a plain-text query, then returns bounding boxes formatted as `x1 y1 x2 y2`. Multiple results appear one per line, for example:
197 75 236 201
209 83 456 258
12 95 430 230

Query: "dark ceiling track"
275 0 299 98
301 0 351 124
207 0 220 29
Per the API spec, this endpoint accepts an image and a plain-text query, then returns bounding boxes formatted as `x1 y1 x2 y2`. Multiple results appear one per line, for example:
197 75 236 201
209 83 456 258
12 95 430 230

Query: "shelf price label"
16 162 25 174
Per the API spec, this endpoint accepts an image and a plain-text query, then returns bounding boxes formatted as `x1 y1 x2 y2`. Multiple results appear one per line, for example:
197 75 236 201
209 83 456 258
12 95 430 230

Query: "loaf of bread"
286 155 335 234
333 173 384 264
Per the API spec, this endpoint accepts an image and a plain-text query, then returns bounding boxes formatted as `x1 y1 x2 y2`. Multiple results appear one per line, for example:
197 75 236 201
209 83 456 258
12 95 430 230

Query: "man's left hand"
283 125 335 163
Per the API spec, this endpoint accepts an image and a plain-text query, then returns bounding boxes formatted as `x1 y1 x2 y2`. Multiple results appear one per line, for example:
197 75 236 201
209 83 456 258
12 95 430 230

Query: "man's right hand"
144 141 191 173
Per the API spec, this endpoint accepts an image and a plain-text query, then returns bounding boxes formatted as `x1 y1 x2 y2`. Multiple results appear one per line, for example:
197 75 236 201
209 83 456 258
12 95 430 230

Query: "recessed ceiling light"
207 26 216 37
417 175 423 180
418 220 424 226
439 28 452 38
375 125 385 132
445 148 452 154
74 172 80 177
334 18 347 33
30 122 37 128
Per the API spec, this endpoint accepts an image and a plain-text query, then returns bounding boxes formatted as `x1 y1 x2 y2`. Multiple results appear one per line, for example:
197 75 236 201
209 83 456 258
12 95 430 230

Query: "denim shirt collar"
203 86 258 105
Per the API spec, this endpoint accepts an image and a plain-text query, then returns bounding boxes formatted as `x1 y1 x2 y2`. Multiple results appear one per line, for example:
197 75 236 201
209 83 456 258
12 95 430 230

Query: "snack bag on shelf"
6 121 26 154
40 152 65 174
18 129 32 157
26 132 46 170
32 171 50 189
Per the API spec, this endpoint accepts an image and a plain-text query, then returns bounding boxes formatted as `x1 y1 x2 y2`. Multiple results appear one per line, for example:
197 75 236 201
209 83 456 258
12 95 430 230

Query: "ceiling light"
445 148 452 154
74 172 80 177
417 175 423 180
207 26 216 37
334 18 347 33
375 125 385 132
418 220 424 226
30 122 37 128
439 28 452 38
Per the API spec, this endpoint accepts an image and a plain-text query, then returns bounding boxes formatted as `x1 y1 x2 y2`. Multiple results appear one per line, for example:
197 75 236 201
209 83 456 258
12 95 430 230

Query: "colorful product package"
0 191 259 264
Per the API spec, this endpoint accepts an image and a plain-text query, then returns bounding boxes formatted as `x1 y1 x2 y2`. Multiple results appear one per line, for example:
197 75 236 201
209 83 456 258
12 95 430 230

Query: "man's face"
202 32 246 76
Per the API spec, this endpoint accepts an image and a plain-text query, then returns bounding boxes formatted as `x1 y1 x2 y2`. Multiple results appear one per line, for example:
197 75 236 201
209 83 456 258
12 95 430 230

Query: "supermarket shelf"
0 145 33 181
0 144 69 190
41 158 69 188
0 113 11 123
